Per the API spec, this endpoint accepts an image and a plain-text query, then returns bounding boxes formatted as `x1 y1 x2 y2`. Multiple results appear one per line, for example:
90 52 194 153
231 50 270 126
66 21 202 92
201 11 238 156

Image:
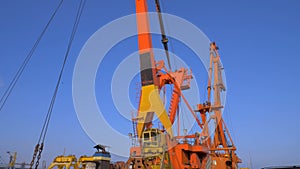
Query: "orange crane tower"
196 42 241 169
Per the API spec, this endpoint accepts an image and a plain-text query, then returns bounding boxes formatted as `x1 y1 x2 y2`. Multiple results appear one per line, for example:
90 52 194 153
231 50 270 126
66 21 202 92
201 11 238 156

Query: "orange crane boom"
134 0 173 139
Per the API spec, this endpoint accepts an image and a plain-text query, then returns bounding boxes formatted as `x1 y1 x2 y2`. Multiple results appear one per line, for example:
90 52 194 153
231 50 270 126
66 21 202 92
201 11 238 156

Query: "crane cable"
155 0 172 71
29 1 86 169
159 0 178 70
0 0 64 113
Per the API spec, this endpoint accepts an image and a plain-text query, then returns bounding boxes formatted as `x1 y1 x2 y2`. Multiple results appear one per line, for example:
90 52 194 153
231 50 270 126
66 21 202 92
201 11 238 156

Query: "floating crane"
126 0 209 168
125 1 241 169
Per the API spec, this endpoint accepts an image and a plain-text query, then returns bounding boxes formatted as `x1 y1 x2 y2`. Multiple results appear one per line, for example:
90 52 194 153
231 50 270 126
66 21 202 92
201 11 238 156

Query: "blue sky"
0 1 300 169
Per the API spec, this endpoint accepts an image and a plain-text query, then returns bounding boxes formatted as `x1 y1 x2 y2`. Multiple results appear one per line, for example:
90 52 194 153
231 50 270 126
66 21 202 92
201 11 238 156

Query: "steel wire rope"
40 0 86 144
0 0 64 112
160 0 178 70
29 1 87 169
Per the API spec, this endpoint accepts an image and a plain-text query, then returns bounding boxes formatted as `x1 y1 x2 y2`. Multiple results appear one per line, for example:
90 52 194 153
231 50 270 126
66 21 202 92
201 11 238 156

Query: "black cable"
0 0 64 112
39 0 87 143
155 0 172 70
160 0 178 70
29 1 86 169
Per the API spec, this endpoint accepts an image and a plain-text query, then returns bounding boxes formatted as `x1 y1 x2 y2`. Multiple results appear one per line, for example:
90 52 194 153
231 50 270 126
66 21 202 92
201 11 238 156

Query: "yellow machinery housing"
48 145 111 169
141 128 166 157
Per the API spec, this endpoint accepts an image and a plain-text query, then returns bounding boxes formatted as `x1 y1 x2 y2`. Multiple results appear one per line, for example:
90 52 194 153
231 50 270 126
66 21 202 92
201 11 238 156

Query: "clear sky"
0 1 300 169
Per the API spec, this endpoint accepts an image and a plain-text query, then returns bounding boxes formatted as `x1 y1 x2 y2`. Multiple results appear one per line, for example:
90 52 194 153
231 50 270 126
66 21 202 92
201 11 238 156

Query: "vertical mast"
210 42 228 152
